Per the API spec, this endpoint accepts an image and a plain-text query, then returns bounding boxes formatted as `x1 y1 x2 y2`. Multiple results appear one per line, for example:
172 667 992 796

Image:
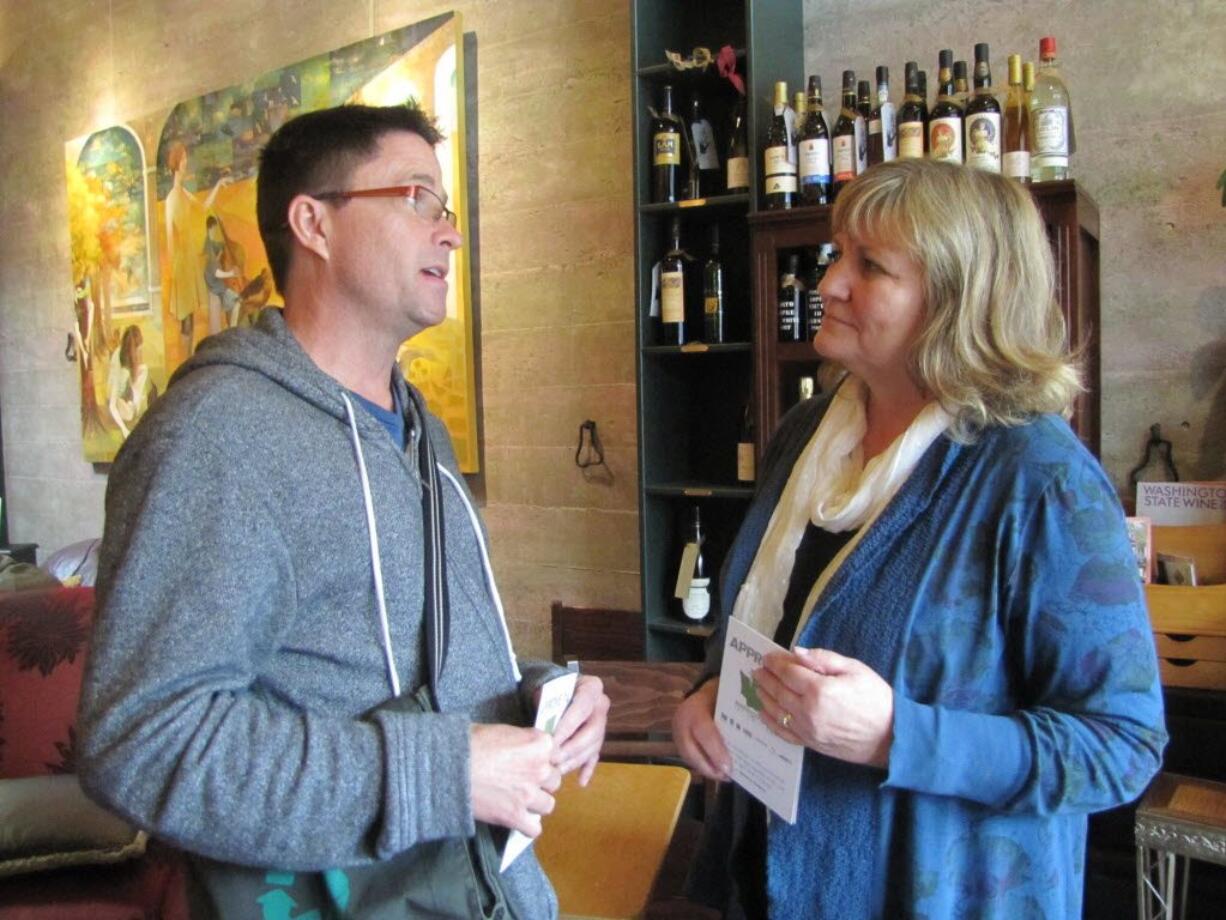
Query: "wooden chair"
535 761 691 920
580 660 704 762
551 602 645 663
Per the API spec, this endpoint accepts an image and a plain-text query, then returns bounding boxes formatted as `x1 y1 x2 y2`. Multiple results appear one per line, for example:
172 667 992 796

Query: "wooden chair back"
550 602 644 663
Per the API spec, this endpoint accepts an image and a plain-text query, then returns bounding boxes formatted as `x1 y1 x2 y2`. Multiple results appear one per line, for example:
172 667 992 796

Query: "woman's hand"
754 648 894 768
672 679 731 781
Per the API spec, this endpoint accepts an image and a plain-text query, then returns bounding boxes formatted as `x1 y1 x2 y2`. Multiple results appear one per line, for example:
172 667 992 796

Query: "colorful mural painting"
64 12 479 470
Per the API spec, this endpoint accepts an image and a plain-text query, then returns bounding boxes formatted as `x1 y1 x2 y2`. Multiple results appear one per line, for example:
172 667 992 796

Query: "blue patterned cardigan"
704 394 1167 919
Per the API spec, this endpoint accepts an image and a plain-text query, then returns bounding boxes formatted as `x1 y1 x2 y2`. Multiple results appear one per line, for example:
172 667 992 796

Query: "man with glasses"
79 104 607 918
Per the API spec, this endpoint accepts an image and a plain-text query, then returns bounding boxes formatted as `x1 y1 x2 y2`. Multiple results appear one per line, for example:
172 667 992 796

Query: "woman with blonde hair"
676 159 1165 919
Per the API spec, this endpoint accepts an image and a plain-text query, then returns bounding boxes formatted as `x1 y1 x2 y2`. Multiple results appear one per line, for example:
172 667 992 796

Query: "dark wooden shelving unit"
748 183 1101 456
632 0 802 661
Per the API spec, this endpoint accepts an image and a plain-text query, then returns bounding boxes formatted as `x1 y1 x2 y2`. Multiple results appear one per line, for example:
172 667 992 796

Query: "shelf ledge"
645 482 755 500
648 619 715 639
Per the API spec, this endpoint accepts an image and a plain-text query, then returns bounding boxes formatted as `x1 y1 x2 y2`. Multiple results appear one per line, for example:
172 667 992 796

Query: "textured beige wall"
802 0 1226 493
0 0 636 659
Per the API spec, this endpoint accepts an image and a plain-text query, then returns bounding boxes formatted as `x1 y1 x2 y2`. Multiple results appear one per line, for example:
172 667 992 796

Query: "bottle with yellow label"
652 84 682 203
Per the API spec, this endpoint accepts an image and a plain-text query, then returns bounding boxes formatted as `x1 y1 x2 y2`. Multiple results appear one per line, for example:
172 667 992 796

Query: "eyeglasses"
312 184 458 227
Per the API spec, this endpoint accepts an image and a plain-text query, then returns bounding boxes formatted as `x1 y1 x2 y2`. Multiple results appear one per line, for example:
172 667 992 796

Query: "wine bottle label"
804 289 824 336
726 155 749 190
764 145 797 193
898 121 924 158
691 119 719 170
653 130 681 166
704 295 720 316
1003 150 1031 179
737 442 756 482
833 135 856 181
929 116 963 163
965 112 1002 172
853 116 868 173
1032 106 1069 159
798 138 831 182
777 294 799 340
881 103 898 160
661 270 684 324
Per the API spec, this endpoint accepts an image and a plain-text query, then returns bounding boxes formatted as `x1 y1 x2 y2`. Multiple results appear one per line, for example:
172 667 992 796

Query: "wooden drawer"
1146 584 1226 636
1155 633 1226 663
1159 658 1226 691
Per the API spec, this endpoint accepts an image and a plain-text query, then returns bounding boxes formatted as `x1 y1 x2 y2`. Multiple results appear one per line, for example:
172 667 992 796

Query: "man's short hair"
256 104 443 294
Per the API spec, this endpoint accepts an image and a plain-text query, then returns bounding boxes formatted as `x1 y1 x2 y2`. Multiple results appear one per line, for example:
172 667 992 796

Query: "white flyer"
500 670 578 871
714 617 804 824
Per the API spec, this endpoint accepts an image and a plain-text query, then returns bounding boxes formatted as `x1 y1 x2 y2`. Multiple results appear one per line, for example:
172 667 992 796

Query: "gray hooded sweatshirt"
78 308 560 917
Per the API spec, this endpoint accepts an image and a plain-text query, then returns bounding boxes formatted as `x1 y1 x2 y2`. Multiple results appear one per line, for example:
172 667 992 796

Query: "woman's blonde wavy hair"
830 158 1082 439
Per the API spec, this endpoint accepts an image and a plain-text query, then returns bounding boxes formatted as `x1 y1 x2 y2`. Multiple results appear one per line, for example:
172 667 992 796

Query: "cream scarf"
732 376 953 643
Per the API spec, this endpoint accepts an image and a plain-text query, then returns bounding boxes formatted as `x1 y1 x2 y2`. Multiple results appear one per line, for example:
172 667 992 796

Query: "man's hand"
754 647 894 768
469 724 561 838
550 675 609 786
672 679 731 781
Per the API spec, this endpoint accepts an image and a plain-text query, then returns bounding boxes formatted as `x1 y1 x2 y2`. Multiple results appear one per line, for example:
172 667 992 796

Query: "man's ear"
286 194 331 263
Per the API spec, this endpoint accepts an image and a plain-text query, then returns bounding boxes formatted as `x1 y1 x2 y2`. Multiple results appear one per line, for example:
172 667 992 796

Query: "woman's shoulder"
971 414 1113 501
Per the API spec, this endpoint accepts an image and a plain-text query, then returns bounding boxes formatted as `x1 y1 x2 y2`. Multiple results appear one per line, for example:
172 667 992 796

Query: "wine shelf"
632 0 804 661
639 192 749 215
645 482 755 500
648 620 716 640
641 341 752 356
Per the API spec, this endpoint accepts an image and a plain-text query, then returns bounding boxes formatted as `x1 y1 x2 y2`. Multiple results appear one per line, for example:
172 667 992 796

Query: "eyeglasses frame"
311 184 458 228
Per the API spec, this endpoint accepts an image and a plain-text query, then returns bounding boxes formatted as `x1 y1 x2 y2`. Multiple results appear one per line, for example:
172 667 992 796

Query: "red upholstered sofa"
0 586 188 918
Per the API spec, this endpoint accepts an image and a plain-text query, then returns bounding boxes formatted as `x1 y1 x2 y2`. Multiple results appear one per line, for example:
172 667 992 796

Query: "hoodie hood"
172 307 418 438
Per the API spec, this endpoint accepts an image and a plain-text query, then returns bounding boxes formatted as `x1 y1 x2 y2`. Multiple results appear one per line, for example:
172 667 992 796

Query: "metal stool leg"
1137 844 1178 920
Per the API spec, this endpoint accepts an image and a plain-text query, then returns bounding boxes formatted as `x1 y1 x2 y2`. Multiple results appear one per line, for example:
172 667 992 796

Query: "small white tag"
674 542 699 599
650 261 661 319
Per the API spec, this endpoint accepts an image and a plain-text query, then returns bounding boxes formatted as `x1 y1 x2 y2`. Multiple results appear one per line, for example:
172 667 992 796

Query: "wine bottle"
688 93 721 198
867 65 897 166
737 405 755 483
929 50 963 164
897 62 927 160
776 253 803 343
954 60 970 110
832 70 859 196
964 43 1002 173
804 243 834 338
855 79 870 175
918 70 930 123
1029 36 1073 181
1003 53 1031 183
763 81 797 209
703 225 724 344
798 75 832 206
675 505 709 621
659 216 686 346
651 84 682 203
725 95 750 193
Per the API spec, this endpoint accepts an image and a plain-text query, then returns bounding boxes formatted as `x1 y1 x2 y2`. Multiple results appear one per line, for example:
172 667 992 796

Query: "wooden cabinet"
631 0 802 660
748 181 1101 455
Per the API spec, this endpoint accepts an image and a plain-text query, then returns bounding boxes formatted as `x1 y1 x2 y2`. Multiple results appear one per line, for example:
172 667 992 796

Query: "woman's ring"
779 712 792 730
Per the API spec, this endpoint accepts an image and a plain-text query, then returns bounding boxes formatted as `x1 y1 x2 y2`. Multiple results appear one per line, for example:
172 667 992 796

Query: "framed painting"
65 12 479 471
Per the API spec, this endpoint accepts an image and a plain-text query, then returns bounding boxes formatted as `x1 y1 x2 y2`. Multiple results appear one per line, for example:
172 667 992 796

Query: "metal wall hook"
575 420 607 470
1128 423 1180 492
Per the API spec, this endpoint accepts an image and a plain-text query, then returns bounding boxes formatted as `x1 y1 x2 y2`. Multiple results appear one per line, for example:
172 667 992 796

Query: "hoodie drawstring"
341 393 401 697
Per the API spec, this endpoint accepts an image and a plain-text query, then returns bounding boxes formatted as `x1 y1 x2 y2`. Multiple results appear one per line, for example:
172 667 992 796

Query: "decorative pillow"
0 774 145 877
0 586 94 779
